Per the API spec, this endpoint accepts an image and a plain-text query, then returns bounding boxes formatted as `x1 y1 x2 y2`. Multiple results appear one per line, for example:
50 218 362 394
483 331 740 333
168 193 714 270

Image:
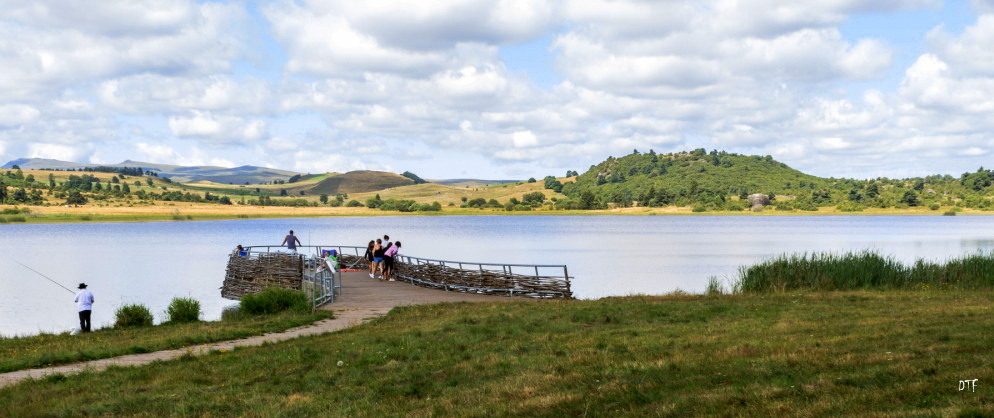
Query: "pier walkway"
0 270 517 389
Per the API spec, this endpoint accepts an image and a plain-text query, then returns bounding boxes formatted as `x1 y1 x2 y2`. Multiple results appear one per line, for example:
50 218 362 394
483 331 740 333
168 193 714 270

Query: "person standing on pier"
371 238 385 279
364 240 376 277
383 241 401 281
74 283 94 333
282 230 301 253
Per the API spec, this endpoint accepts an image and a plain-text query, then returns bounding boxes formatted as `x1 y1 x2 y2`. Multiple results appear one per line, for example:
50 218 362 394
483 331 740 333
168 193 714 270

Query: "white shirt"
74 289 94 312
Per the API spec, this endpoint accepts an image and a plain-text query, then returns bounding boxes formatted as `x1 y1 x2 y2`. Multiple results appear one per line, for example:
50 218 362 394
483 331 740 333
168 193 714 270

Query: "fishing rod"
10 260 76 295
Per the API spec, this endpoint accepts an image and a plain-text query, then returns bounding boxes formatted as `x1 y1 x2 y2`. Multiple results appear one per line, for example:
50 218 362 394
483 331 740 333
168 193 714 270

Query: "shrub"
115 304 154 328
943 210 956 216
836 202 865 212
691 206 707 212
346 199 363 207
166 297 201 323
6 215 26 222
240 287 310 315
929 204 940 211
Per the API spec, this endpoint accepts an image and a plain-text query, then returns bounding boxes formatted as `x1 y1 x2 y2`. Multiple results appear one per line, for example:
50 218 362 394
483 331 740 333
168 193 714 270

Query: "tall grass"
735 250 994 292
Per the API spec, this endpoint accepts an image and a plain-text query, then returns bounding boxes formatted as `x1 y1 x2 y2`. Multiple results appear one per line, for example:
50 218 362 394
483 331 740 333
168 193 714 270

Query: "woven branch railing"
222 246 339 308
340 253 572 299
221 251 304 300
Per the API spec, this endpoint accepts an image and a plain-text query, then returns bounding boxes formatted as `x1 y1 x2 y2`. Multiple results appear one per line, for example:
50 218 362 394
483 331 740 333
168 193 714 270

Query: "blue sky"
2 0 994 180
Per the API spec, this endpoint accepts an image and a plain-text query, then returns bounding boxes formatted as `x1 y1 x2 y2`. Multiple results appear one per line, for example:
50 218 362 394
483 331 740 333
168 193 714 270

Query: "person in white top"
74 283 94 333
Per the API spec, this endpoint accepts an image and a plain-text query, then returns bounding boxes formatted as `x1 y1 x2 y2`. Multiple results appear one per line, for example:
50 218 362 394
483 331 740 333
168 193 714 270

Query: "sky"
2 1 994 180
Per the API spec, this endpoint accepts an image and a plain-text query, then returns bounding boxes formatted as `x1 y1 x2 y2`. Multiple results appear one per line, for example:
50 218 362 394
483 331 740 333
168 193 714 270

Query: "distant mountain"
1 158 299 184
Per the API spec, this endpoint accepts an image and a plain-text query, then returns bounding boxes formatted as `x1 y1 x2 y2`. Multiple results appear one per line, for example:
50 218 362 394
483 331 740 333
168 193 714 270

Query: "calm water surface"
3 215 994 336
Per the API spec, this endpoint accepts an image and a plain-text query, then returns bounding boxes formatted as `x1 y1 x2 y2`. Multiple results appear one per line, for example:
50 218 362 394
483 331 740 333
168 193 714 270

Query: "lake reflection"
3 215 994 336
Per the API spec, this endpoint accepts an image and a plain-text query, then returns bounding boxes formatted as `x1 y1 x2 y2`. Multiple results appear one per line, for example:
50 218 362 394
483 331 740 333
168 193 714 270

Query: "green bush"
929 204 940 211
836 202 865 212
240 288 310 315
691 206 707 212
943 210 957 216
6 215 26 222
166 297 201 323
115 304 154 328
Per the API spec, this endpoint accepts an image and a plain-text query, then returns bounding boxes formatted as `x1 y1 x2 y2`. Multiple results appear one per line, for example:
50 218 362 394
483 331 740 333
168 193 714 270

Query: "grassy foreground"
2 292 992 416
0 311 332 373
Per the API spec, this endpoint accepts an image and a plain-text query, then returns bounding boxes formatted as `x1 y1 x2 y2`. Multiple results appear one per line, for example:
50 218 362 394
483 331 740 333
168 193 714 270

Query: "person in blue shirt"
282 230 302 253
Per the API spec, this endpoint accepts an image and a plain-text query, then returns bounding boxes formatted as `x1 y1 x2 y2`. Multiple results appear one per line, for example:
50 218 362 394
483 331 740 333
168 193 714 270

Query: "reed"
735 250 994 292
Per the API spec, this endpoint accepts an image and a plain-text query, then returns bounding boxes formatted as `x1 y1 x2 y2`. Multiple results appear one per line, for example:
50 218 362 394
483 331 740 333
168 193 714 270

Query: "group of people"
257 230 404 280
364 235 402 281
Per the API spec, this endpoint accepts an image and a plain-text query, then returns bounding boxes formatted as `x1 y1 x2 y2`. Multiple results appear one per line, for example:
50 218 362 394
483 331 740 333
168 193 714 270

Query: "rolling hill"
303 171 415 195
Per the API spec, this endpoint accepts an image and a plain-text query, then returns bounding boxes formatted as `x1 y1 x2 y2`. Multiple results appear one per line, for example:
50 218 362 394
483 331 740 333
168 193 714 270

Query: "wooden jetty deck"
329 269 519 313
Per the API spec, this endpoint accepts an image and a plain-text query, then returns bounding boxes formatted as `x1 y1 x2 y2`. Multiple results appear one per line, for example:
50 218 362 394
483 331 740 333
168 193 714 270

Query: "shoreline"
0 204 984 225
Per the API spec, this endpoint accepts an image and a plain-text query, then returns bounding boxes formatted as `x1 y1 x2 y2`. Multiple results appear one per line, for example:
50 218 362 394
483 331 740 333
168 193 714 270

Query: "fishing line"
10 259 76 295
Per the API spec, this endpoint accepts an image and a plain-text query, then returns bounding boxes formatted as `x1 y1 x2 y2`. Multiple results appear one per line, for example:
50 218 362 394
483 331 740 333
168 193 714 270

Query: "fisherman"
74 283 94 333
282 230 302 253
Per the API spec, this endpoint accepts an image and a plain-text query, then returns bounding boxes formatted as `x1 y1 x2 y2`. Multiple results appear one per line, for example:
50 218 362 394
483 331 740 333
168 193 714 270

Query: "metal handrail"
244 245 568 269
240 245 344 308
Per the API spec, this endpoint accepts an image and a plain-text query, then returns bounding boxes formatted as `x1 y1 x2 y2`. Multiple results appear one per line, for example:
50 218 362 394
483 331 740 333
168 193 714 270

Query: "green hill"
553 148 967 211
560 149 824 207
304 171 415 195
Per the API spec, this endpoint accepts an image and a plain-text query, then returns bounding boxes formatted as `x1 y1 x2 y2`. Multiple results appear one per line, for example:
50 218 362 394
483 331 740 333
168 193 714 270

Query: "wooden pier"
222 245 573 306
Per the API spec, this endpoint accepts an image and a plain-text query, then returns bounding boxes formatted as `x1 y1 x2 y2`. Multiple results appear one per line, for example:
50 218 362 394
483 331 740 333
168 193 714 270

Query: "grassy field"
349 180 569 206
0 311 332 373
0 292 990 415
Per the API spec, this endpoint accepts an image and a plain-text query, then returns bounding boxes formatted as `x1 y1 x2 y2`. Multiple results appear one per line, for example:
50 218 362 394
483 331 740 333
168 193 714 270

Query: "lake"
3 215 994 336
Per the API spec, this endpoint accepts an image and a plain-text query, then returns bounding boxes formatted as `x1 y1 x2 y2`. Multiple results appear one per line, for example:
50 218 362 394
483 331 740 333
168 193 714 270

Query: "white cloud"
511 130 538 148
0 1 246 100
28 142 90 161
168 111 268 144
98 74 273 114
960 146 987 156
0 105 40 127
135 142 180 163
